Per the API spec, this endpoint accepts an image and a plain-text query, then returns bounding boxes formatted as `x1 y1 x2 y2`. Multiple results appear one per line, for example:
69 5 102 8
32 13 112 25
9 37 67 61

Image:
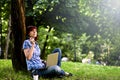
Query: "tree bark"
4 15 11 59
11 0 27 71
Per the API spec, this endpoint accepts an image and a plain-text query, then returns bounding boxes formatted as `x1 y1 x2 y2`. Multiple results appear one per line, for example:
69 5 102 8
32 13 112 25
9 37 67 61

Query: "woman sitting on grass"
22 26 72 78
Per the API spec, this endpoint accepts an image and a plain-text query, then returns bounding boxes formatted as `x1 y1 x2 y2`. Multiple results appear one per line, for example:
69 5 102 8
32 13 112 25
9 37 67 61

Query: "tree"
4 15 11 59
11 0 26 71
0 0 2 56
0 1 11 58
25 0 38 26
1 0 119 67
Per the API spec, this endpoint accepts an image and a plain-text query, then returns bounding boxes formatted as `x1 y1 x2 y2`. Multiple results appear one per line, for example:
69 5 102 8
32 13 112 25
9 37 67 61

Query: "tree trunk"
4 15 11 59
25 0 34 26
0 2 2 57
11 0 27 71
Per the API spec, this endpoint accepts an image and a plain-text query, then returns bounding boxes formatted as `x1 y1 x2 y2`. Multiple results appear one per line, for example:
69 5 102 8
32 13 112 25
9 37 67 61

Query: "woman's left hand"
42 60 46 66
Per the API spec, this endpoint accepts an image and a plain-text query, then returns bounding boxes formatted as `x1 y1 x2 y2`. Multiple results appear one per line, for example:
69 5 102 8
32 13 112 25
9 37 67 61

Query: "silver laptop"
46 52 58 67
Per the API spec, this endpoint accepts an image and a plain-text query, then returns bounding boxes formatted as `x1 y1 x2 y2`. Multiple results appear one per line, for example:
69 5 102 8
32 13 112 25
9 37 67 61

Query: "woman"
22 26 72 78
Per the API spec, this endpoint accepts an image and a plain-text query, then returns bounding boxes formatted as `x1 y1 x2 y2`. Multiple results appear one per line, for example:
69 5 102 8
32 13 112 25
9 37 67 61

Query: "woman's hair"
26 26 38 41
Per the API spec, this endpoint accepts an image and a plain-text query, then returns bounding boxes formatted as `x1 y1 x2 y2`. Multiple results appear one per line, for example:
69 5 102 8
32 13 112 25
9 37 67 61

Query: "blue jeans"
52 48 62 67
32 48 65 77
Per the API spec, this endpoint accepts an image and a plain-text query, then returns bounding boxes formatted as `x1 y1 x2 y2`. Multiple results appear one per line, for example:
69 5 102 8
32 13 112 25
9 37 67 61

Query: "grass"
0 59 120 80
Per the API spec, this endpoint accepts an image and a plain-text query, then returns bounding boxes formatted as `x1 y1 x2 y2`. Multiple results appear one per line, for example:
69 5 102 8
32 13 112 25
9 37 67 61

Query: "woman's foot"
57 72 72 78
65 72 73 77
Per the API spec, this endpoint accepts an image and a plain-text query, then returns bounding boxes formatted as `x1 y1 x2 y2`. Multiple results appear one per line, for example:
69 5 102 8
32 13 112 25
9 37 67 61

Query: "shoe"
65 72 73 77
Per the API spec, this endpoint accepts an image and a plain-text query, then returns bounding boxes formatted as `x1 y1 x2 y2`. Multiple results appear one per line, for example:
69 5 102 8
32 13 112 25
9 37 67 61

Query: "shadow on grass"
0 67 32 80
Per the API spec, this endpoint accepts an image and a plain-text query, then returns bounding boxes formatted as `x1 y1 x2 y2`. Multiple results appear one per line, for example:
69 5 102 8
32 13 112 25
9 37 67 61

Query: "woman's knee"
49 65 61 72
52 48 62 54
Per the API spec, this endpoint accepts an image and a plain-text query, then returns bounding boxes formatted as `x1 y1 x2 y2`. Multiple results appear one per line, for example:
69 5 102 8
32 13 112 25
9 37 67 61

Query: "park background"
0 0 120 80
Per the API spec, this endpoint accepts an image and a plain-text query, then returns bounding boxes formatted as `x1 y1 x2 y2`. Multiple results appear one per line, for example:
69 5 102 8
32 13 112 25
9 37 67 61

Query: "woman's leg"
52 48 62 67
37 65 65 78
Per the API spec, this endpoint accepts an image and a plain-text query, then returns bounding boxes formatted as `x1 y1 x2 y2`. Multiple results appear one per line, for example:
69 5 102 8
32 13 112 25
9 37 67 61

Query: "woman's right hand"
30 37 35 45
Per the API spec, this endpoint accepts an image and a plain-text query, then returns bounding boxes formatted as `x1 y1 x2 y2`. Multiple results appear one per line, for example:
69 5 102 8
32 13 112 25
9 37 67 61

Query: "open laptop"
46 52 58 67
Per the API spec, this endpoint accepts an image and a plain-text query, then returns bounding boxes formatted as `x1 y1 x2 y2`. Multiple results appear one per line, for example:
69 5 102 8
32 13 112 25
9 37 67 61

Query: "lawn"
0 59 120 80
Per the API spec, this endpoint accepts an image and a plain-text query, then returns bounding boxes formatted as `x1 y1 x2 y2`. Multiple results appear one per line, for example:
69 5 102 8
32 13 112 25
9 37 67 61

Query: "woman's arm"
23 39 35 60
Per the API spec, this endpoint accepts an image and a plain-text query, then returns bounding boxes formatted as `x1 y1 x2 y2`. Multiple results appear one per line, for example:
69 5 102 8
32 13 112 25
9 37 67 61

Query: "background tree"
0 1 2 56
0 0 11 59
0 0 2 57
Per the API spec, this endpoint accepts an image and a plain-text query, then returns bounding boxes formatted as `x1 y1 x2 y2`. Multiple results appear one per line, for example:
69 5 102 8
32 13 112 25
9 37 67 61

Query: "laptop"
46 52 58 67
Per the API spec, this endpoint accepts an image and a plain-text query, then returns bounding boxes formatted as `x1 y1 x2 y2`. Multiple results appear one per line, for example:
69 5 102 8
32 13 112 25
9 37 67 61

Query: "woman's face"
29 29 37 38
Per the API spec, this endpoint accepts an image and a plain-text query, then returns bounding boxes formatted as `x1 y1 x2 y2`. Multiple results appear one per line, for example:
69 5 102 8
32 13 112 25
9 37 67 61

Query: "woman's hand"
42 60 47 67
24 38 35 60
30 37 35 45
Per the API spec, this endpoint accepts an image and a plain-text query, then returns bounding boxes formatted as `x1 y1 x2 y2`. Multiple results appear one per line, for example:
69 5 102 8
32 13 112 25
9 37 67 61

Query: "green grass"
0 60 120 80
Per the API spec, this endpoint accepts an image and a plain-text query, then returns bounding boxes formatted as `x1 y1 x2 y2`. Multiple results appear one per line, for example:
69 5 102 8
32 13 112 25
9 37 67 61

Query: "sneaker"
65 72 73 77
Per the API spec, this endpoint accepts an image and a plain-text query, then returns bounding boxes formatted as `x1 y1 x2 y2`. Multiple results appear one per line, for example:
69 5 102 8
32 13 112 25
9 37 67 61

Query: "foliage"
0 0 11 58
37 25 93 62
78 0 120 65
38 26 91 61
1 0 120 66
37 26 60 58
1 0 10 35
32 0 85 35
104 46 120 66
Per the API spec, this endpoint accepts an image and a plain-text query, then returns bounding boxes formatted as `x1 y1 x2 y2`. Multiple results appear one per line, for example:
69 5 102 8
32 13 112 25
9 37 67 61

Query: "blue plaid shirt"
22 39 45 70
